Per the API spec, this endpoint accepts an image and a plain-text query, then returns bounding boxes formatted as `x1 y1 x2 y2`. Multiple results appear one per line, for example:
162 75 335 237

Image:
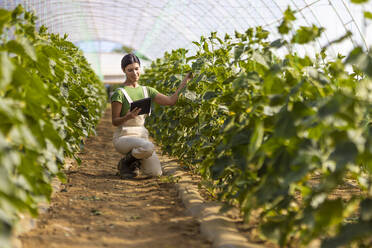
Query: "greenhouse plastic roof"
0 0 371 61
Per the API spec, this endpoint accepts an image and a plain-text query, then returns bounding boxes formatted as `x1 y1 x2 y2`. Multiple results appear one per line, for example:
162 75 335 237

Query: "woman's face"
124 63 140 83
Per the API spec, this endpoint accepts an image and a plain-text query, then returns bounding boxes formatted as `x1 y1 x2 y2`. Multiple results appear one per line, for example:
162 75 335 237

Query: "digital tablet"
130 97 152 115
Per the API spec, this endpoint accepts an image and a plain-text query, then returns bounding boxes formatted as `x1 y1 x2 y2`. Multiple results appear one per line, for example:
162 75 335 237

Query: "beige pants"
113 117 162 176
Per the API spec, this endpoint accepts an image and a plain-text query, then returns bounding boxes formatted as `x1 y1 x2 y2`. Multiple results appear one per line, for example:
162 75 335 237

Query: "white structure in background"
84 52 151 84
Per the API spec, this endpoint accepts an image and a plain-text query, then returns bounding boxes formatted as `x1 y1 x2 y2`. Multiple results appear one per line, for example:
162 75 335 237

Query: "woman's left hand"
154 72 194 106
184 72 193 82
180 72 193 88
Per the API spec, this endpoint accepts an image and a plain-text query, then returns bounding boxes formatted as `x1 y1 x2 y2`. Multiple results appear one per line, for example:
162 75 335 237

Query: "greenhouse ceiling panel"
0 0 371 59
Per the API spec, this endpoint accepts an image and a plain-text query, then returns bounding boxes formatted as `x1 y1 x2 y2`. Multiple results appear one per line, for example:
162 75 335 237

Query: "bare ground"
19 108 211 248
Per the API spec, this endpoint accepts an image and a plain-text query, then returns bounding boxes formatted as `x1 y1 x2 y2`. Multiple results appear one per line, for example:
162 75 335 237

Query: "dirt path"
20 108 211 248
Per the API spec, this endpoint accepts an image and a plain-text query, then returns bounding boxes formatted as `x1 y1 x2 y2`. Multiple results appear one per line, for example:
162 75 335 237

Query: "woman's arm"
154 72 193 106
111 101 141 126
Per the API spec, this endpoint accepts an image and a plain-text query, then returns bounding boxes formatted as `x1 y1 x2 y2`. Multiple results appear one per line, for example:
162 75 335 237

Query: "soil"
19 108 211 248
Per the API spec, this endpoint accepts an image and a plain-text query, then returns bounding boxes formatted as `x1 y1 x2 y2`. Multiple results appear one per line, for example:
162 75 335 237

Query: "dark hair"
121 53 141 70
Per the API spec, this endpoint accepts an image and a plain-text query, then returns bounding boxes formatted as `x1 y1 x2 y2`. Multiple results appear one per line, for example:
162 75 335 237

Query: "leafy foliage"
141 6 372 248
351 0 369 3
0 5 106 246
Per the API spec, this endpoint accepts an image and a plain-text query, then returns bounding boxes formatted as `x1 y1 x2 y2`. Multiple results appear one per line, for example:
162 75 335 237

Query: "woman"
111 53 192 179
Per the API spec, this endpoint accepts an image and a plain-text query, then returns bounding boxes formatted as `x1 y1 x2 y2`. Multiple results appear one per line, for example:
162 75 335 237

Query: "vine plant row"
0 6 106 246
142 3 372 247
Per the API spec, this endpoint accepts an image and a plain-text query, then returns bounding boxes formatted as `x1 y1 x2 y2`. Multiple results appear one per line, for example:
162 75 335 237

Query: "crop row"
142 5 372 247
0 6 106 246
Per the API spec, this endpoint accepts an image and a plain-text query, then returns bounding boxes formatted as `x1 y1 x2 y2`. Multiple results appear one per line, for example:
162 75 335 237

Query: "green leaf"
291 25 324 44
315 199 344 230
360 198 372 221
5 38 36 61
0 52 14 89
0 9 10 34
275 111 296 138
210 156 231 179
192 58 204 71
345 47 372 77
184 90 197 101
364 11 372 19
277 7 296 35
232 74 247 90
203 41 209 53
255 27 269 40
251 51 269 68
0 163 15 194
278 20 291 34
351 0 369 3
203 91 217 100
235 31 243 39
346 46 364 63
260 218 287 244
321 221 372 248
8 124 40 149
42 45 61 59
11 4 24 20
231 129 251 147
318 97 340 118
270 39 286 48
269 94 285 106
330 141 358 170
283 7 296 21
18 37 37 61
224 33 231 41
192 41 200 48
248 121 263 157
234 45 244 60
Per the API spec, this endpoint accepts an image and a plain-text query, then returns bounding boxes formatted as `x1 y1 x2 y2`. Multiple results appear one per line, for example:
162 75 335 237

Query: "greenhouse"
0 0 371 247
1 0 370 80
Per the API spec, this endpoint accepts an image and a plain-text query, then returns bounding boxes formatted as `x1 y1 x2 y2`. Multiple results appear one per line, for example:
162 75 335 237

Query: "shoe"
117 158 139 179
117 152 141 179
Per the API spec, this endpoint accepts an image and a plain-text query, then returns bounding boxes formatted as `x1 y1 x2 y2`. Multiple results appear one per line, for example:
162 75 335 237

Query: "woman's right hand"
125 107 141 120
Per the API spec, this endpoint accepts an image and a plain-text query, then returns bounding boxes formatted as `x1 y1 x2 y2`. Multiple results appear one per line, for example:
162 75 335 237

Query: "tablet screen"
130 97 151 115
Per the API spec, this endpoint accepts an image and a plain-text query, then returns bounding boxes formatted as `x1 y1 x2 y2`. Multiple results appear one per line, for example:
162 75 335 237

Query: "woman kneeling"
111 54 192 179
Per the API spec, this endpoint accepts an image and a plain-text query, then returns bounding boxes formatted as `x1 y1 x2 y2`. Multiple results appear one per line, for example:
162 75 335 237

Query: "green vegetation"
142 5 372 248
0 5 106 246
111 45 150 61
111 44 134 54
